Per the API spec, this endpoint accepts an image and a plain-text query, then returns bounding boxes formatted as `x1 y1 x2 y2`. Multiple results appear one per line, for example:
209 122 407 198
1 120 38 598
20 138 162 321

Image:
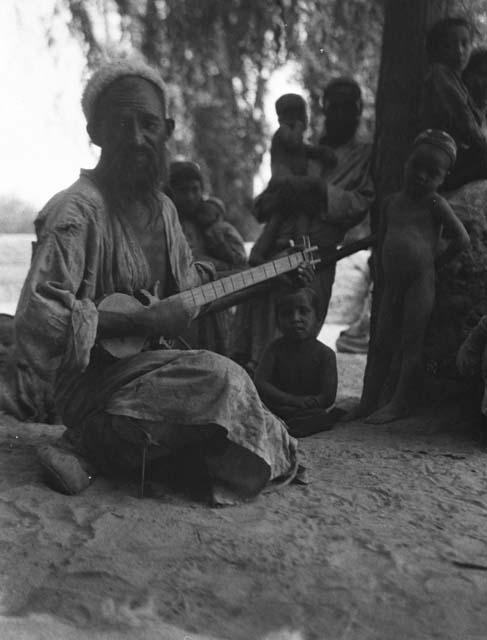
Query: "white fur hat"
81 57 166 124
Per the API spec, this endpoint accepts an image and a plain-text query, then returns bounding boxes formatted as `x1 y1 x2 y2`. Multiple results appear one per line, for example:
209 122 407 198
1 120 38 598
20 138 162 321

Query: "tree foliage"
56 0 293 236
54 0 487 238
287 0 384 137
53 0 386 237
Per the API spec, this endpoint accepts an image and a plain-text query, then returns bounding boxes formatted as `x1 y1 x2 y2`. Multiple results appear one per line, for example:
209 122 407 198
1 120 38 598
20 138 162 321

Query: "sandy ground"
1 354 487 640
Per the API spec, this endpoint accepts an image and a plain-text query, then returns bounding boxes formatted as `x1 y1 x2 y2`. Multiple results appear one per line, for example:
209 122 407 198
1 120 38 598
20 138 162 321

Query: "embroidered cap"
413 129 457 166
81 57 166 124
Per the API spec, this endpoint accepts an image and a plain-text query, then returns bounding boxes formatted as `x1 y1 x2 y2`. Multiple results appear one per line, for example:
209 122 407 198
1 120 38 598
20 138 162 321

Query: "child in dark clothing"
250 94 336 265
254 287 340 437
421 17 487 189
359 129 470 424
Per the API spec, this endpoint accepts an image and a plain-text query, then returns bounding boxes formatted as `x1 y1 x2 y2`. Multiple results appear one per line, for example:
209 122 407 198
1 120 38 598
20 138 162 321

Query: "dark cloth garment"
266 336 336 397
258 337 339 438
270 127 309 177
421 63 487 189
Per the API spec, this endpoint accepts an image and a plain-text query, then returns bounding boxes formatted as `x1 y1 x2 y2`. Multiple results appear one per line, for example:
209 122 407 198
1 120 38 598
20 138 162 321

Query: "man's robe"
5 171 297 491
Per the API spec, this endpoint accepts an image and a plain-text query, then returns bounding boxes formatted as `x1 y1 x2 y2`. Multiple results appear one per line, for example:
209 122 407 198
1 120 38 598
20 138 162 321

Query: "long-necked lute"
98 237 320 358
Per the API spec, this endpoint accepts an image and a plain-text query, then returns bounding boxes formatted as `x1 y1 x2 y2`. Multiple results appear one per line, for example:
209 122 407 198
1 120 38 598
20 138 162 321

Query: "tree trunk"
372 0 461 213
364 0 468 405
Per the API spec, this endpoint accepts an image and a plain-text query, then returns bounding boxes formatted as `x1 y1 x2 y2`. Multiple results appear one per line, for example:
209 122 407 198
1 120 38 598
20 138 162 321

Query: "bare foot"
210 482 243 507
364 402 410 424
340 403 370 423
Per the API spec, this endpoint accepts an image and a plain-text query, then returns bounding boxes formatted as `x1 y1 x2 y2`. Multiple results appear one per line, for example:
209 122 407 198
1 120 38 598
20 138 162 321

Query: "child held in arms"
250 94 336 266
197 196 247 269
421 16 487 189
359 129 470 424
254 286 341 438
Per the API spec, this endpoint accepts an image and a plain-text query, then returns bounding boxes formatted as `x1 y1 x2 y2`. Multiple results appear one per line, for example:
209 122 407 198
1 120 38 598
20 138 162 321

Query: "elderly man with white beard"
8 59 301 505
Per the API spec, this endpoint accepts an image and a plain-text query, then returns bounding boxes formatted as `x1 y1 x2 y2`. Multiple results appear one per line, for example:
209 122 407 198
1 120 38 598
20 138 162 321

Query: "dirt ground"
0 353 487 640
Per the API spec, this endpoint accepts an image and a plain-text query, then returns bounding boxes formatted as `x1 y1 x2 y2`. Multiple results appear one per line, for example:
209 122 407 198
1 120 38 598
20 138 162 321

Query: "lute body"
98 238 320 359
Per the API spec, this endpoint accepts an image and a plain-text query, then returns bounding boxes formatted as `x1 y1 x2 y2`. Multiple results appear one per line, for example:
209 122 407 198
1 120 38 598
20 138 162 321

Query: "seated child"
254 286 340 438
421 17 487 189
359 129 470 424
197 197 247 269
250 94 336 265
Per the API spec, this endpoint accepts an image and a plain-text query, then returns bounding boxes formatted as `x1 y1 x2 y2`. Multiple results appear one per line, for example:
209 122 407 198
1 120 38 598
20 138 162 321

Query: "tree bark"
372 0 462 213
364 0 466 404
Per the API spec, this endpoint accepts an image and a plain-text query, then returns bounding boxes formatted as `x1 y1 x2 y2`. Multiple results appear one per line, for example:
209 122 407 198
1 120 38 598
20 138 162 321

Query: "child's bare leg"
355 285 399 417
366 273 434 424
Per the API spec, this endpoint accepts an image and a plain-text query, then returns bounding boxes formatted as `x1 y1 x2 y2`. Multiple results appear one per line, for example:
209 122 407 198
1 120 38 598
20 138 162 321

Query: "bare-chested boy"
254 287 340 437
361 129 470 424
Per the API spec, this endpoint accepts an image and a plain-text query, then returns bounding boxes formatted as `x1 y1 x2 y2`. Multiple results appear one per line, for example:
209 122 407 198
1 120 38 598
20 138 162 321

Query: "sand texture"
0 354 486 639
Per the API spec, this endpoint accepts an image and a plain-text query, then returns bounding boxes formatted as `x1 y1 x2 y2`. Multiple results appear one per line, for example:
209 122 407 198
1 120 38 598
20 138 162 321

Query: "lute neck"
178 251 307 310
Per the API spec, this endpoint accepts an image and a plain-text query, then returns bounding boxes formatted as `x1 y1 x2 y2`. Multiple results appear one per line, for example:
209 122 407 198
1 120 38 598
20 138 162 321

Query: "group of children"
253 16 487 432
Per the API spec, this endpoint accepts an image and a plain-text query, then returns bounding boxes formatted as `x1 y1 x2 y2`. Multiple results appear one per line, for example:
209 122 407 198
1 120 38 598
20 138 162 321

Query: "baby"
360 129 470 424
250 94 336 265
254 287 340 437
421 17 487 189
196 197 247 269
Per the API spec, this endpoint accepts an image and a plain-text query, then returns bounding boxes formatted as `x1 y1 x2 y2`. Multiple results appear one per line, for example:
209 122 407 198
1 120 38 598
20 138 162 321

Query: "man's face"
171 180 203 217
323 97 361 146
404 144 450 197
94 76 172 194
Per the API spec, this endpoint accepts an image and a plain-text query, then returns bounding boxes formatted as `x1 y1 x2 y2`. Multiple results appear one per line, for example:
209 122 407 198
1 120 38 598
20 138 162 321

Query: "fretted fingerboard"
177 251 306 309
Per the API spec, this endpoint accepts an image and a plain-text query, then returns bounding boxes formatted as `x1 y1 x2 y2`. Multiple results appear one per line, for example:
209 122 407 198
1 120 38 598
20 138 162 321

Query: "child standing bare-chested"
361 129 470 424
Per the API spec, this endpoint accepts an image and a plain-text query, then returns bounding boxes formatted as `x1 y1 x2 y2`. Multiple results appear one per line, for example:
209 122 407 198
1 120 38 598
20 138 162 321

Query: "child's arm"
431 195 470 268
249 213 282 265
254 344 307 409
304 143 337 171
314 347 338 409
297 347 338 410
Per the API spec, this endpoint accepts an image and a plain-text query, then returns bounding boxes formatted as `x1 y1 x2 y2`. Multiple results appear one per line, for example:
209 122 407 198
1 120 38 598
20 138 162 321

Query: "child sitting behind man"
250 94 337 265
421 16 487 189
254 286 341 437
197 196 247 269
358 129 470 424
